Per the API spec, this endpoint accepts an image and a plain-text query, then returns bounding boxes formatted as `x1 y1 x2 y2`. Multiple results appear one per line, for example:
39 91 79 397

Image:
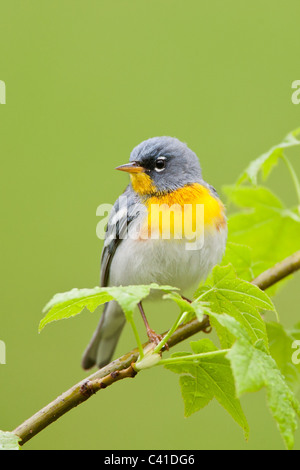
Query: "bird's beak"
115 162 145 174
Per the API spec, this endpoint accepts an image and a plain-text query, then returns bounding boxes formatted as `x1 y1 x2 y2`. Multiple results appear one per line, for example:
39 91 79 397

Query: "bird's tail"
81 301 126 370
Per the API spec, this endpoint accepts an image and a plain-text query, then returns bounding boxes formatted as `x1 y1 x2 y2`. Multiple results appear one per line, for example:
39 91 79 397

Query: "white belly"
108 226 227 295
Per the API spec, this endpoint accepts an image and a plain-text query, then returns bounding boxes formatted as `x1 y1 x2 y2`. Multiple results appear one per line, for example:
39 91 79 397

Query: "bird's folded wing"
100 185 142 287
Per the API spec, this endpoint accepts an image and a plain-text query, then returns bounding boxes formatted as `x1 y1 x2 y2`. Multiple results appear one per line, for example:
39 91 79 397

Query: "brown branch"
251 250 300 290
12 251 300 447
13 315 210 446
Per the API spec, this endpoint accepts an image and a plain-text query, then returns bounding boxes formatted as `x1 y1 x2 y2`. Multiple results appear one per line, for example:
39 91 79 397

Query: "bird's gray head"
116 136 202 196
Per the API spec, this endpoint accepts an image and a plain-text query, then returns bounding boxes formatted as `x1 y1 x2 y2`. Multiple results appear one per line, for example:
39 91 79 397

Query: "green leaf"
221 242 255 281
0 431 21 450
40 284 178 332
224 185 300 275
289 322 300 340
163 291 211 323
238 127 300 185
40 288 114 332
214 314 300 450
194 265 273 349
266 322 300 393
107 284 175 319
224 184 284 209
165 339 249 438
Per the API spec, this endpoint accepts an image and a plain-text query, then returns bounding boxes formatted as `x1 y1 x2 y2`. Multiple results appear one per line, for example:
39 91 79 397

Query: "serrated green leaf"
266 322 300 393
107 284 170 318
213 314 300 450
224 184 284 209
163 292 196 315
238 128 300 185
164 291 211 323
289 323 300 340
0 431 21 450
224 185 300 276
40 284 178 332
165 339 249 438
221 242 255 281
40 288 114 332
194 265 273 349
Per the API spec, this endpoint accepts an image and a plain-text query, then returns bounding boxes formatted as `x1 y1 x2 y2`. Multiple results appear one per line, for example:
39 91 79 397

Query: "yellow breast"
130 173 156 195
138 183 226 240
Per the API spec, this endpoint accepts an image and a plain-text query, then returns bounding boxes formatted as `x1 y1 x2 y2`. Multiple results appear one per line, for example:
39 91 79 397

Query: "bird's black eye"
155 158 166 172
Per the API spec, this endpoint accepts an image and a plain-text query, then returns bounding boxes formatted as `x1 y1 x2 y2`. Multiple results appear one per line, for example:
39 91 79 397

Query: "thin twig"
12 251 300 446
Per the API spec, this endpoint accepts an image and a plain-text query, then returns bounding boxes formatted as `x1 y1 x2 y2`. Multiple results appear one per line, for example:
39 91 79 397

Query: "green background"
1 0 300 450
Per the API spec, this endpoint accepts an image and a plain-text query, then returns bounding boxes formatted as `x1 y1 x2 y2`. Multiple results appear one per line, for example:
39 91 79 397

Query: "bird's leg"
138 302 166 347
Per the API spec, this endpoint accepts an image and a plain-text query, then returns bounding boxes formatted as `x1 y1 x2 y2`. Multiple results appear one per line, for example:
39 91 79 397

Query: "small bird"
82 137 227 369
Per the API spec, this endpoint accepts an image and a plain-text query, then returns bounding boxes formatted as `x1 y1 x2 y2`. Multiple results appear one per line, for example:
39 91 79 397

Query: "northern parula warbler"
82 137 227 369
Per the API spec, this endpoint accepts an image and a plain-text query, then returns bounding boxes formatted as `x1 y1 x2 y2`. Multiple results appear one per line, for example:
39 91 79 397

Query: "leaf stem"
281 154 300 211
156 349 230 366
128 317 144 360
153 311 188 354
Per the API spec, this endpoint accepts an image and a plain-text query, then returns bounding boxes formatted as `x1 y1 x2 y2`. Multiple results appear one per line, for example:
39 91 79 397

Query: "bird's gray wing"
100 185 141 287
82 186 143 369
